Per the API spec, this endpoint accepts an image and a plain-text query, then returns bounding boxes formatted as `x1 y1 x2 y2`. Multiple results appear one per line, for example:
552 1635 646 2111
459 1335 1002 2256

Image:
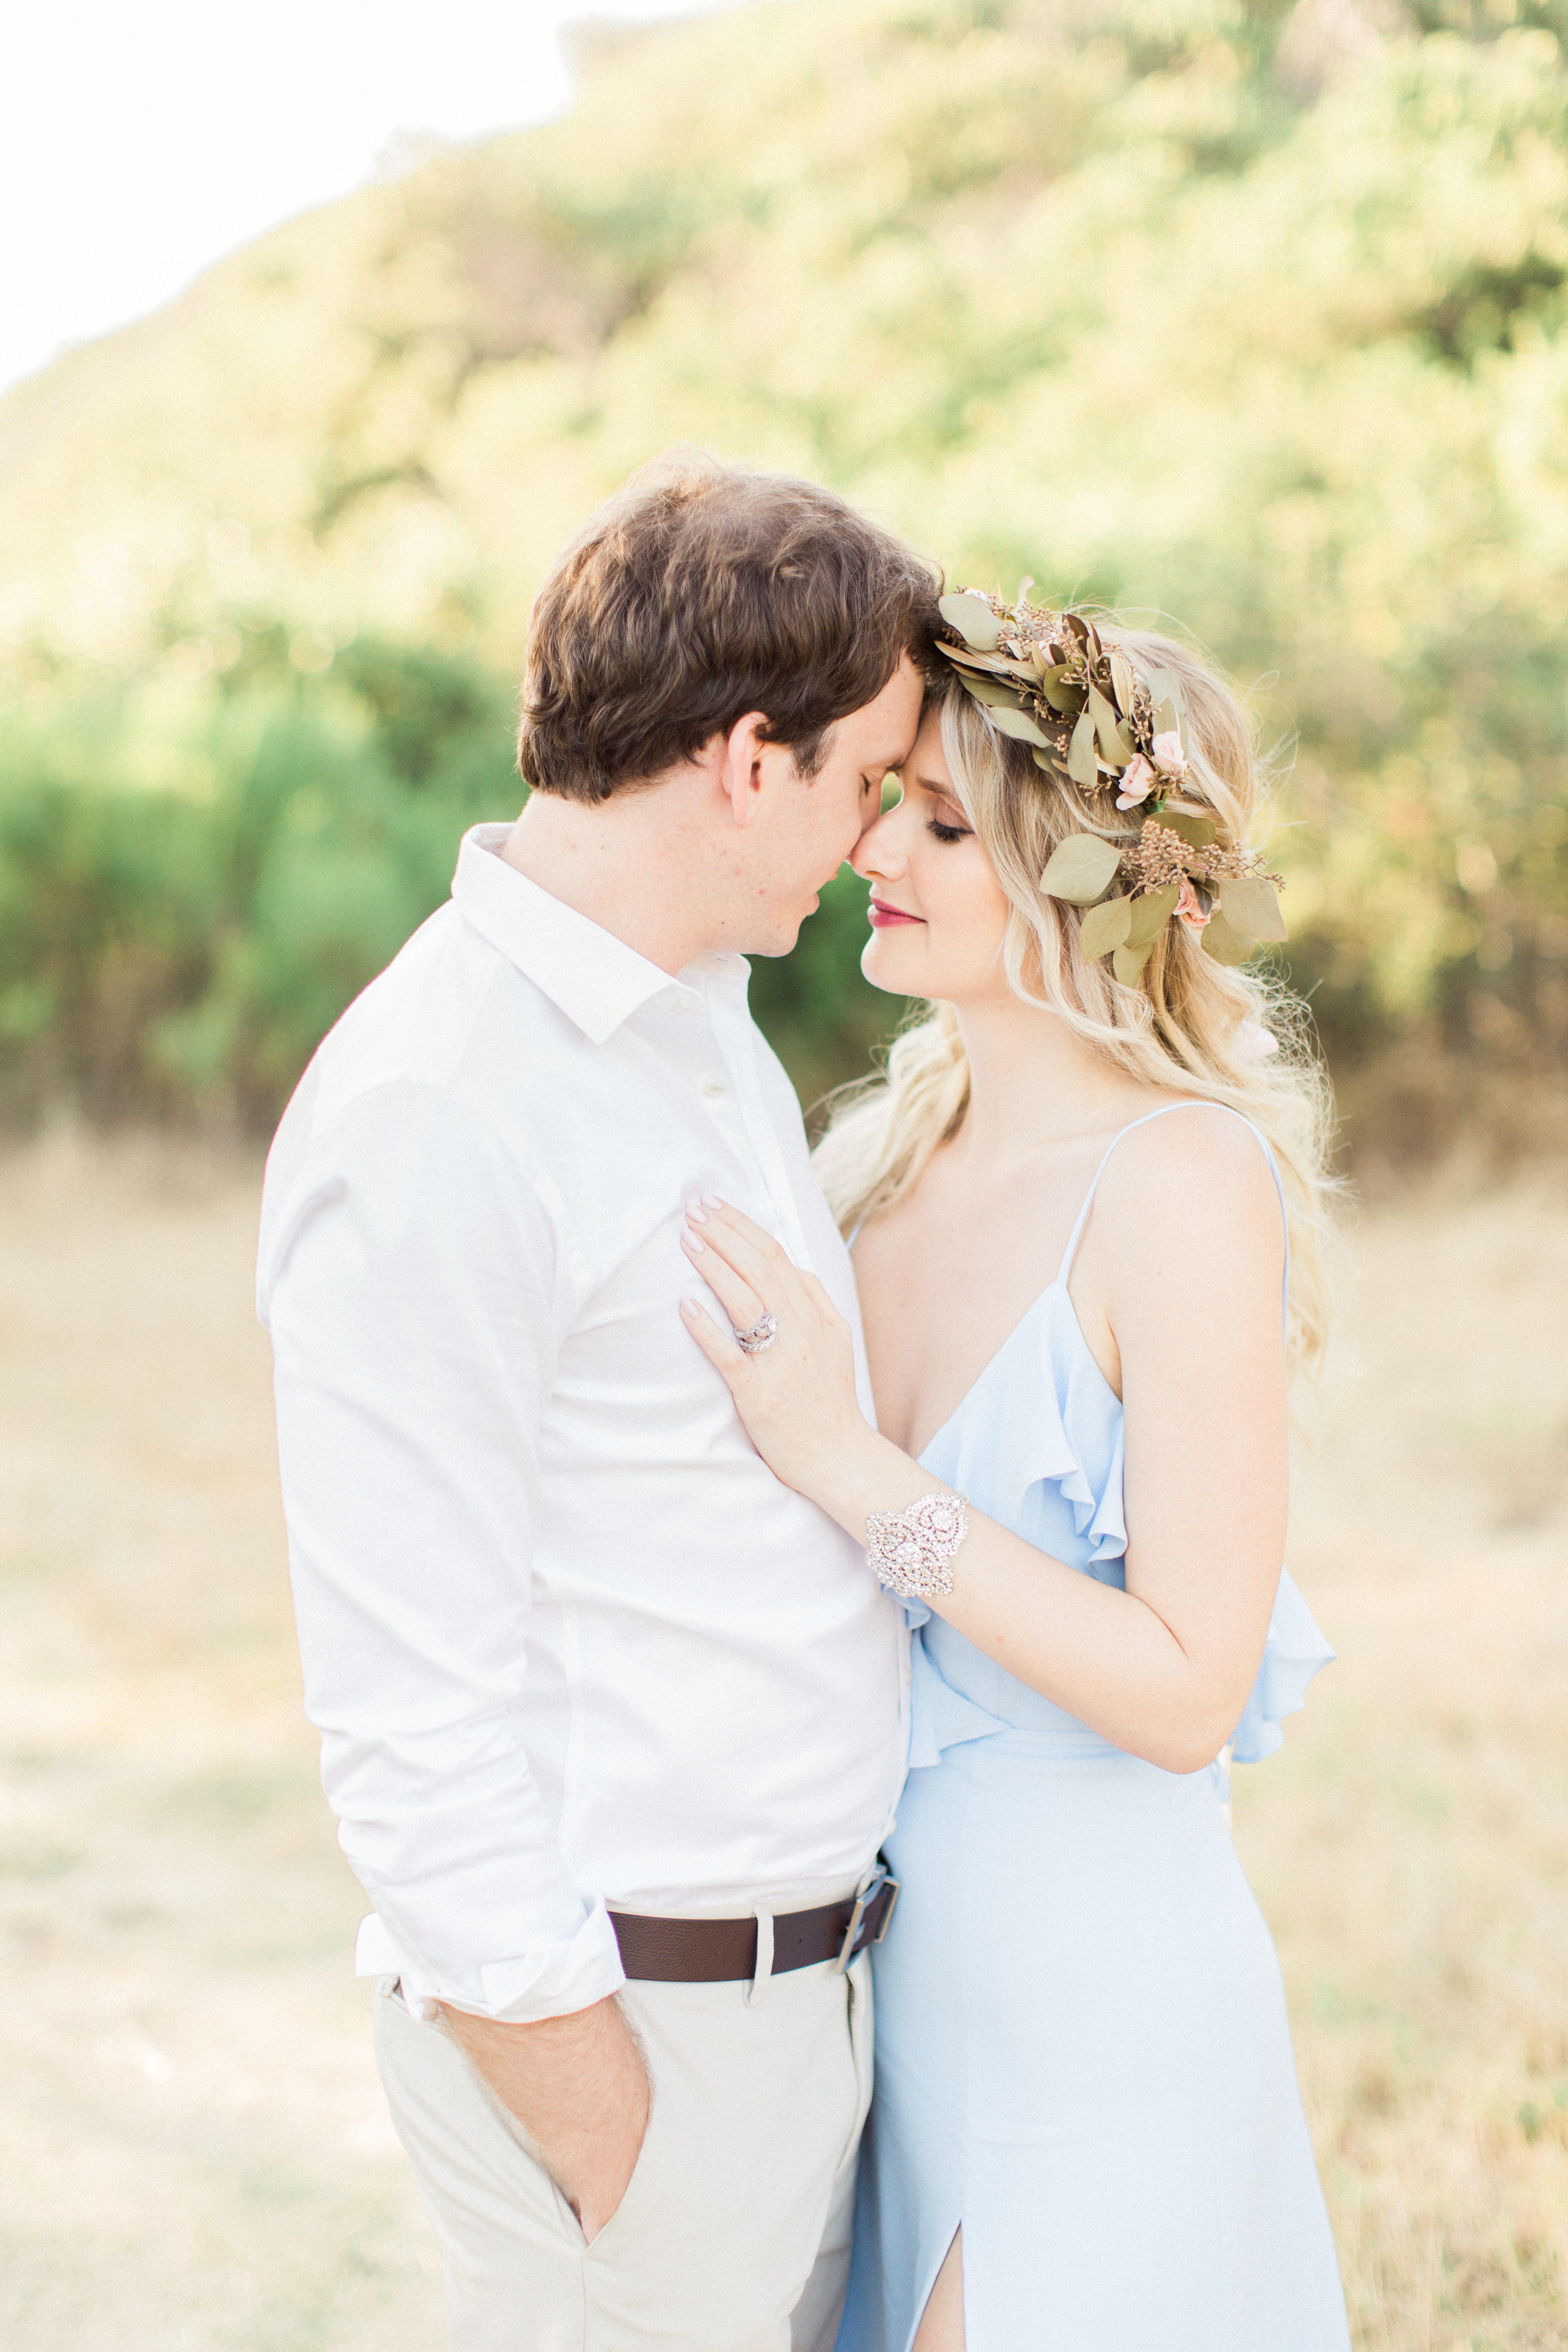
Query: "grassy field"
0 1131 1564 2351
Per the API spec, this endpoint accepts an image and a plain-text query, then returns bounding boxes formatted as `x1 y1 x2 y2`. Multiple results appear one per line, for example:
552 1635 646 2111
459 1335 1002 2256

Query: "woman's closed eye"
929 802 973 844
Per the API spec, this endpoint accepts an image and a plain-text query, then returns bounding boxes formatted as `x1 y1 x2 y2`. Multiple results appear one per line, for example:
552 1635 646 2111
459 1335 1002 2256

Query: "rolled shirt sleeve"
258 1075 626 2024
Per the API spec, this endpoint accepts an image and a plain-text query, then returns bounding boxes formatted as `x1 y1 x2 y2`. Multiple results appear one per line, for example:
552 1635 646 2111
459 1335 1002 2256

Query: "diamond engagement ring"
736 1312 780 1356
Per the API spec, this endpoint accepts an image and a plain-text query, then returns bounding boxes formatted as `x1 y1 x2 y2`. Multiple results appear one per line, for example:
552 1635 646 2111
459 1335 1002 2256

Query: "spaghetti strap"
1057 1102 1289 1330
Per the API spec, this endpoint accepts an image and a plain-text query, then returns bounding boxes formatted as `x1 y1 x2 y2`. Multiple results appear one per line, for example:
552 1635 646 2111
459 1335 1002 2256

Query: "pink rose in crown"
1176 878 1212 931
1152 731 1186 779
1116 754 1156 809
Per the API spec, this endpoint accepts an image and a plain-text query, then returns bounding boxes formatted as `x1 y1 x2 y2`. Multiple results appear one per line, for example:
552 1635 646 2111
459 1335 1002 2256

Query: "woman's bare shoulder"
1090 1100 1282 1265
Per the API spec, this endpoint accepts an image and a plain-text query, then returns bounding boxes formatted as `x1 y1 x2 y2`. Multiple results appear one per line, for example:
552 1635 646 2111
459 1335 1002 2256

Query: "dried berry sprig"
1039 819 1287 984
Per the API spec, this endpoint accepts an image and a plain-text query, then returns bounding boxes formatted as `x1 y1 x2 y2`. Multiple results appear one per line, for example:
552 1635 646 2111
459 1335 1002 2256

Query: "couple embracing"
259 451 1351 2351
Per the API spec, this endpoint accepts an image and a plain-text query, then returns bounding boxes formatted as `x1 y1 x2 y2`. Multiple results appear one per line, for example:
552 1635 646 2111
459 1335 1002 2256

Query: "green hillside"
2 0 1566 1146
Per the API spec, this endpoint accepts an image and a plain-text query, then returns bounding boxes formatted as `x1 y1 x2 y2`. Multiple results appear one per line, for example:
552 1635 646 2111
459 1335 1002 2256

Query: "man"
258 448 938 2351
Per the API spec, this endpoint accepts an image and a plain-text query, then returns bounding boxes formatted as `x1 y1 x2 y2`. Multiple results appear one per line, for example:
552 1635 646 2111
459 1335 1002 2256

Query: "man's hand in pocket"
439 1992 651 2241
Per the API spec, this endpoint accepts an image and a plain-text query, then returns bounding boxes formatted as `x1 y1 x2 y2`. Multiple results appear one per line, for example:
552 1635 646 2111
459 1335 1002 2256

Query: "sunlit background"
2 4 1566 2348
0 2 746 395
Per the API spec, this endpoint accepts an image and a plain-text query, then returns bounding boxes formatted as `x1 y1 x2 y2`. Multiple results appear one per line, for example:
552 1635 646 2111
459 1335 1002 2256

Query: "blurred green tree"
1 0 1565 1149
0 648 518 1125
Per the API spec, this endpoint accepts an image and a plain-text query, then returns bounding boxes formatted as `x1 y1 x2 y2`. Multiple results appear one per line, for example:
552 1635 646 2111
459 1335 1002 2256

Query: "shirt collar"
452 823 739 1044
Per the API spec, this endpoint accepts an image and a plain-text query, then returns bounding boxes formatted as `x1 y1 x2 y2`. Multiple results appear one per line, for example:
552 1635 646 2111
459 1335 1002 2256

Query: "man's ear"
716 710 787 828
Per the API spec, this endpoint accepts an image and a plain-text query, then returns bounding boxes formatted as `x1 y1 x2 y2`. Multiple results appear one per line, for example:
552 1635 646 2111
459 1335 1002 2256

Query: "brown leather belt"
610 1864 899 1983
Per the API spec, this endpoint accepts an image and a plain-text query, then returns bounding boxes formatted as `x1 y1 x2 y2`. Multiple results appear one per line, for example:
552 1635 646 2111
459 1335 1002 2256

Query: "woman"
678 592 1350 2351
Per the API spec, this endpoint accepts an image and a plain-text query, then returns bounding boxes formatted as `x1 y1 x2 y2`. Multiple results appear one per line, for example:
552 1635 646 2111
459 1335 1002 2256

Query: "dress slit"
902 2219 962 2352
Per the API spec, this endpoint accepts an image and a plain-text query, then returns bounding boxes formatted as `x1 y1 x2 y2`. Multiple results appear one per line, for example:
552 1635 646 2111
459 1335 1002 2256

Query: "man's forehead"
831 658 924 766
872 685 927 764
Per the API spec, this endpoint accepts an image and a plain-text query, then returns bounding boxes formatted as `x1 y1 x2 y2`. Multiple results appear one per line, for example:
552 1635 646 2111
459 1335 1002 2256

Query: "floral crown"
935 583 1286 984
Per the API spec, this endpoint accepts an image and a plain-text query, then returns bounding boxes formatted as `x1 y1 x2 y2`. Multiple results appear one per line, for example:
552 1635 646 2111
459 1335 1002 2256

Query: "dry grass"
0 1130 442 2351
1243 1165 1568 2350
0 1130 1564 2351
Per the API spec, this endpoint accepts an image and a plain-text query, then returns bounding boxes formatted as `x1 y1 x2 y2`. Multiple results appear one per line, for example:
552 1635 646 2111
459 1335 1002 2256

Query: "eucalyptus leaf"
1079 894 1134 958
1042 682 1081 713
1127 883 1179 948
942 643 1008 675
1200 908 1254 966
1113 941 1154 985
938 592 1002 653
989 703 1051 748
1152 697 1180 743
960 673 1027 710
946 644 1038 682
1015 575 1036 610
1109 650 1136 713
1152 808 1216 849
1218 874 1287 942
1088 684 1126 767
1040 833 1123 904
1067 708 1099 787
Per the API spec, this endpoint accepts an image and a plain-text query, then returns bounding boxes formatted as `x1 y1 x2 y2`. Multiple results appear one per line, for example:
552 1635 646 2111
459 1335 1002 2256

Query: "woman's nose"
851 807 906 881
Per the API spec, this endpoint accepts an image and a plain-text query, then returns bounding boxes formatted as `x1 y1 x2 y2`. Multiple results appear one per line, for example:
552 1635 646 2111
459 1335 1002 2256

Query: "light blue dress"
838 1105 1350 2352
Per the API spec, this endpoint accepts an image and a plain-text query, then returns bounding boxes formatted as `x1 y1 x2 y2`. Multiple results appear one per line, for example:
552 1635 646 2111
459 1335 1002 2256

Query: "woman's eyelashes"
929 820 969 842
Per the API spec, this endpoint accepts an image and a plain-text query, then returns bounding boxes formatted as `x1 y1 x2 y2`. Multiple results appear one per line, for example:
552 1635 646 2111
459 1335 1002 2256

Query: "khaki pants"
373 1949 873 2352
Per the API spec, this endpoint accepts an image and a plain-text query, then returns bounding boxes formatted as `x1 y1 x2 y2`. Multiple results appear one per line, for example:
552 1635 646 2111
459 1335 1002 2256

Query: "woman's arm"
679 1117 1286 1775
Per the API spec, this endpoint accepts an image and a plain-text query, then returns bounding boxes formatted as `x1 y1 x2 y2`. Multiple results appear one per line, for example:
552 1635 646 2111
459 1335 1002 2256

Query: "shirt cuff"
355 1898 627 2024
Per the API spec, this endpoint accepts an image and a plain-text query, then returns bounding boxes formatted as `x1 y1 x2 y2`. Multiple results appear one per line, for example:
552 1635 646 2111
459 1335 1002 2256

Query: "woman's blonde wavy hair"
812 624 1339 1386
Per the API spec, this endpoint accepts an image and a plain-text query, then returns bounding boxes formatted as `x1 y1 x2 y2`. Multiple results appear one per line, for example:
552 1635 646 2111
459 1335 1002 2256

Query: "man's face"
741 654 925 957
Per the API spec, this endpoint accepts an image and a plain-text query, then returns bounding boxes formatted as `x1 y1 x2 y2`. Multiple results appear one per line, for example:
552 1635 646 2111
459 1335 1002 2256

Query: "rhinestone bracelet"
865 1489 971 1602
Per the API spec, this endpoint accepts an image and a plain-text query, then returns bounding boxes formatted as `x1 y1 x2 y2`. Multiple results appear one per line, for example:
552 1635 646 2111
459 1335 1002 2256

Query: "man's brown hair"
517 449 942 801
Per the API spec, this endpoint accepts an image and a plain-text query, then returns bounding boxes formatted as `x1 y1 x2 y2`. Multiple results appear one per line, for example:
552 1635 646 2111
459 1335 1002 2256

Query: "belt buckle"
833 1861 900 1973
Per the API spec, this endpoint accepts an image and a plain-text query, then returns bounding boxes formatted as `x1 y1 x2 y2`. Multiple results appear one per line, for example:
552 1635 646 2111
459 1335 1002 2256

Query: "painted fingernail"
681 1297 701 1318
685 1198 708 1224
701 1193 725 1209
682 1229 705 1252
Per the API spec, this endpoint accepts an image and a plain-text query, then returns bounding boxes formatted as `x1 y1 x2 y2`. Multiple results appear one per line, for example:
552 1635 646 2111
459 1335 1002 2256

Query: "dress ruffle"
905 1622 1010 1767
931 1287 1130 1565
1228 1568 1336 1763
914 1284 1334 1770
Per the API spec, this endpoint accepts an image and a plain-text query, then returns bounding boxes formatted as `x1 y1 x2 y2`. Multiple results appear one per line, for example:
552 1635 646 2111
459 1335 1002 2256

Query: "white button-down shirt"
258 824 907 2023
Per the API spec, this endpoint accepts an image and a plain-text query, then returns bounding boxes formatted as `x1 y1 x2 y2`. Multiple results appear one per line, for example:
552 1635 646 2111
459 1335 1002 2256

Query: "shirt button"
703 1081 726 1098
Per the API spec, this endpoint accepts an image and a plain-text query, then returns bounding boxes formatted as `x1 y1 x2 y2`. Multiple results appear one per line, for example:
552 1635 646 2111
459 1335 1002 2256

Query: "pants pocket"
564 2069 658 2257
372 1976 591 2347
834 1950 875 2179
